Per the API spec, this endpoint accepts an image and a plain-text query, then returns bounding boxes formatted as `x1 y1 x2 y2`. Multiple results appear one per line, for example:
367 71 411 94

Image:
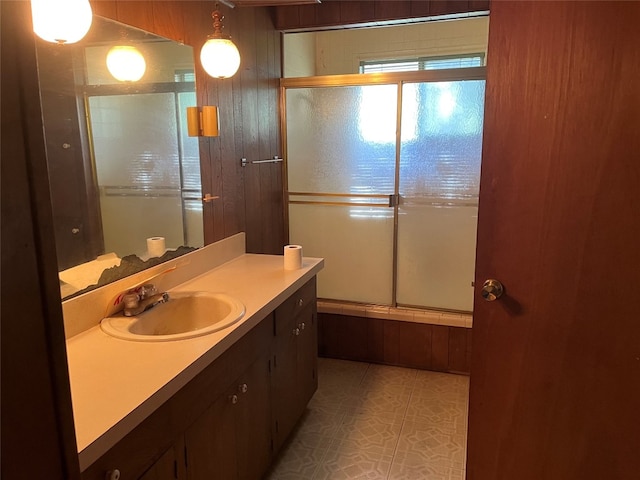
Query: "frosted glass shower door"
397 80 486 311
287 85 397 304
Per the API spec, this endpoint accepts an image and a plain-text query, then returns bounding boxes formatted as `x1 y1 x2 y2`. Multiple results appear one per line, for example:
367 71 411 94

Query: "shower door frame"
280 66 486 312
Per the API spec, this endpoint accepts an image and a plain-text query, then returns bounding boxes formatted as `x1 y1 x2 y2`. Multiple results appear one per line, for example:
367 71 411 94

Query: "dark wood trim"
318 313 472 374
1 2 80 479
275 0 489 31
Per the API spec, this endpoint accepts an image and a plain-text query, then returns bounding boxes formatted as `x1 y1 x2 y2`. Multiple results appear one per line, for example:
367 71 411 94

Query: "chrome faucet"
122 284 169 317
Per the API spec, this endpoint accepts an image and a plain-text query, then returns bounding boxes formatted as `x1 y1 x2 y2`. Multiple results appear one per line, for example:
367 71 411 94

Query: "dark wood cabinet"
82 278 317 480
185 354 272 480
271 278 318 452
138 442 184 480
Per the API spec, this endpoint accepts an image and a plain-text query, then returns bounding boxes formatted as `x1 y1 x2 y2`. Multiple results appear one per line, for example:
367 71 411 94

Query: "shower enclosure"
283 68 485 312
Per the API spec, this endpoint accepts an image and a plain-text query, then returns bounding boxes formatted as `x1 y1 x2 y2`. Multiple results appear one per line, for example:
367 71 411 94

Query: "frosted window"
399 80 485 201
286 86 396 195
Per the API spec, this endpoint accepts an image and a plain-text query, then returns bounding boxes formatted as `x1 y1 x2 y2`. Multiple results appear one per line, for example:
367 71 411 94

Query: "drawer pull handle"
239 383 248 394
230 394 239 404
293 328 300 336
297 298 304 307
299 322 306 331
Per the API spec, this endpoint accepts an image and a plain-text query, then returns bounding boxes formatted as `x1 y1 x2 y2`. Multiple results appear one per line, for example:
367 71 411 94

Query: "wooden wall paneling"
430 325 449 371
151 1 186 44
447 326 469 373
1 3 80 479
397 322 432 369
90 0 117 19
430 0 470 17
115 1 155 32
237 8 263 253
315 1 342 26
374 1 412 20
298 4 318 26
266 10 285 254
409 0 431 17
275 5 301 30
381 319 400 365
367 317 386 364
342 315 369 361
256 8 278 254
340 1 376 24
468 0 490 12
318 313 339 357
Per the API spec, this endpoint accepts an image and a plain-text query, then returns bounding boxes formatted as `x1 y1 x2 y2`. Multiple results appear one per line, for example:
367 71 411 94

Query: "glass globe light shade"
106 46 146 82
200 38 241 79
31 0 93 44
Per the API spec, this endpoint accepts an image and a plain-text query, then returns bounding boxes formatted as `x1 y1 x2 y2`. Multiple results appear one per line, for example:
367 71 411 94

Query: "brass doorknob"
481 279 504 301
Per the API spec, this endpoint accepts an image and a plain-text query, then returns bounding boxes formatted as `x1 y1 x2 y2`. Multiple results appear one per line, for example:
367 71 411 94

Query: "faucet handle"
122 293 140 308
139 284 158 299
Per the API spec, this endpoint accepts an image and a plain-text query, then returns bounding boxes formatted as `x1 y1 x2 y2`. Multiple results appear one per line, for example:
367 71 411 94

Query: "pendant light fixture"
106 46 146 82
200 6 241 79
31 0 93 45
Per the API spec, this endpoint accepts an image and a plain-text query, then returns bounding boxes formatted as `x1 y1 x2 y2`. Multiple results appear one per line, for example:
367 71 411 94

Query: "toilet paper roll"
284 244 303 270
147 236 166 258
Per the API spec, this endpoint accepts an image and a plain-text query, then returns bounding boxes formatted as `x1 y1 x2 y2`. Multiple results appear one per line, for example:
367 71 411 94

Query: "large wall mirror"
35 16 203 299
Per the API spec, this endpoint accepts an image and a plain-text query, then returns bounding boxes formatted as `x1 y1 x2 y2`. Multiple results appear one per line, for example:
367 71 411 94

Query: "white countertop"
66 253 323 471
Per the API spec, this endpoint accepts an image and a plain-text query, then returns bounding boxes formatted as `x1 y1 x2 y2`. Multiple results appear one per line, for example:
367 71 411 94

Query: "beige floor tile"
388 451 464 480
331 412 403 456
265 443 326 480
396 422 467 470
405 396 468 433
272 359 470 479
360 364 418 388
313 446 393 480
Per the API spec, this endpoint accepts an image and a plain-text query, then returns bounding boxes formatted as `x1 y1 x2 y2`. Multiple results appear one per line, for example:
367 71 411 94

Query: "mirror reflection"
36 16 203 299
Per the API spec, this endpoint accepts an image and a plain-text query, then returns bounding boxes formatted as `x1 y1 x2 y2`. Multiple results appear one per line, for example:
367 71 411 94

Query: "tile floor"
265 358 470 480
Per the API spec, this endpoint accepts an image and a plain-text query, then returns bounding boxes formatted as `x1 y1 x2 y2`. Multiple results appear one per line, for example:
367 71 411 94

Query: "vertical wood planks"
318 313 471 374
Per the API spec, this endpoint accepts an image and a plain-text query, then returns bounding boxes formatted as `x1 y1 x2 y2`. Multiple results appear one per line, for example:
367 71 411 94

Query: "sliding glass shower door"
284 71 485 312
287 85 397 304
397 80 485 311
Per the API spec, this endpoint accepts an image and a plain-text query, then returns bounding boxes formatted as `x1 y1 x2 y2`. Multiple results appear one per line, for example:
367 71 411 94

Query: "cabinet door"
235 357 272 480
138 445 178 480
271 311 301 452
296 303 318 410
185 387 238 480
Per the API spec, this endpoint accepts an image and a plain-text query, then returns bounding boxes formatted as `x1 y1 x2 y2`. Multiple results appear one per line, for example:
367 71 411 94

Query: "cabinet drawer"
275 278 316 334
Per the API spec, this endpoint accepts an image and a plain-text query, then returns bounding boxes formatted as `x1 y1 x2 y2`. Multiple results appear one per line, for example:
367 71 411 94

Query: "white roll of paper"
284 244 303 270
147 236 166 258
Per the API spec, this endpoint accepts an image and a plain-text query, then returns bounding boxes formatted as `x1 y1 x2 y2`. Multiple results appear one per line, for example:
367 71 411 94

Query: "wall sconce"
200 6 241 79
106 46 146 82
187 106 220 137
31 0 93 44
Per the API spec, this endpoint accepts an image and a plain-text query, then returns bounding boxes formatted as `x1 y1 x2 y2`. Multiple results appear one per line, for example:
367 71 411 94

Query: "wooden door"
467 2 640 480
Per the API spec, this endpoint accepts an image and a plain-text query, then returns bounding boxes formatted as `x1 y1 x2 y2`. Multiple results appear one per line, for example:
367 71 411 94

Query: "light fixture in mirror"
200 8 241 78
31 0 93 44
35 16 204 300
106 46 146 82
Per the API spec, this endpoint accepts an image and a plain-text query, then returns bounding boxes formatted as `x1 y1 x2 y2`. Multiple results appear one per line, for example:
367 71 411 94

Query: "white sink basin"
100 292 245 342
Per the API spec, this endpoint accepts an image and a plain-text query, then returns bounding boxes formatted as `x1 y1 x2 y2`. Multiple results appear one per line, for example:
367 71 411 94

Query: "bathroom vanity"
64 235 323 480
